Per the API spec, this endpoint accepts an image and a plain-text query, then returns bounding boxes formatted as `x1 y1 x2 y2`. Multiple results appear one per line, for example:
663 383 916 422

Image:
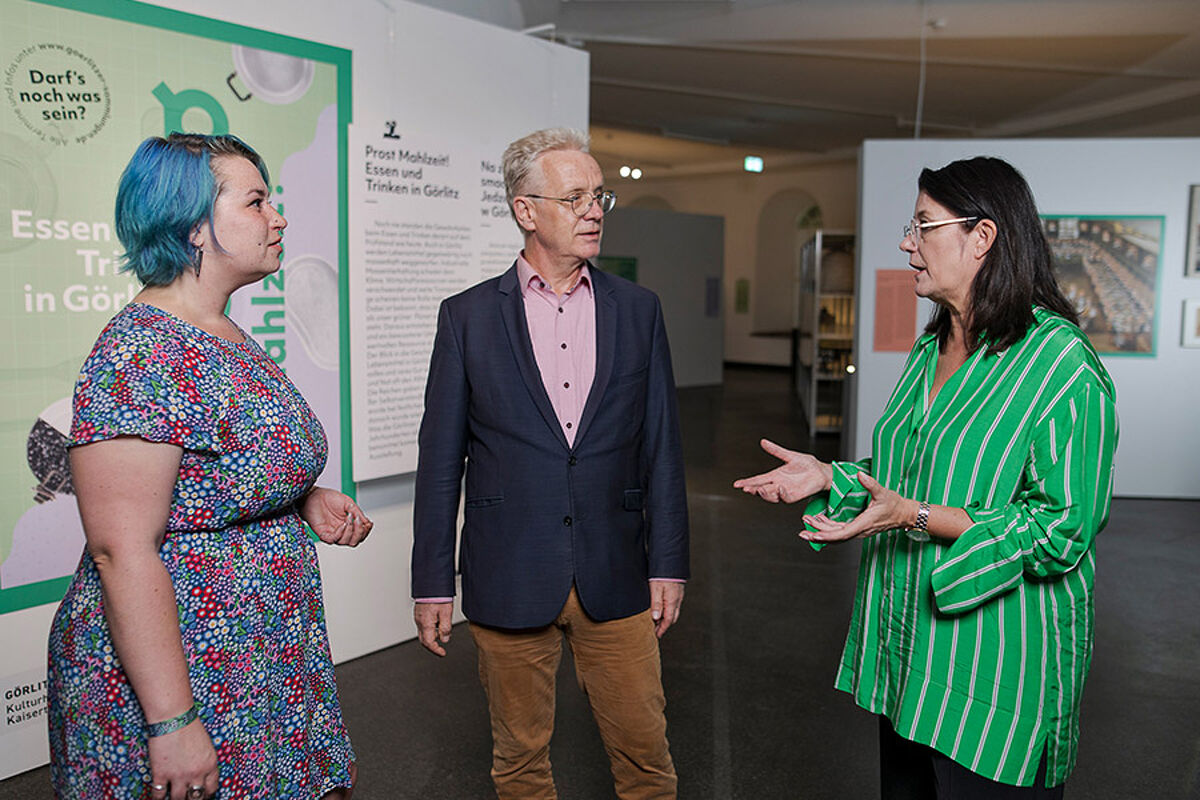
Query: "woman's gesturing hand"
800 472 915 543
300 487 374 547
147 719 219 799
733 439 834 503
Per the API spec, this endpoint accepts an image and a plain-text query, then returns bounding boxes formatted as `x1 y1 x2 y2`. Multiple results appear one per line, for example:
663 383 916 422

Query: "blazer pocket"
465 495 505 508
623 489 644 511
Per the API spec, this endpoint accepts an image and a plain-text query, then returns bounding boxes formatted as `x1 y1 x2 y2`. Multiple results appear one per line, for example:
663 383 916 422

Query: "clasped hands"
732 439 916 543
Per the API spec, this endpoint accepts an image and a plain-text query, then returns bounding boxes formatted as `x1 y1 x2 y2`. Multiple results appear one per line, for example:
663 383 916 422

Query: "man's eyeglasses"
525 190 617 217
902 216 979 242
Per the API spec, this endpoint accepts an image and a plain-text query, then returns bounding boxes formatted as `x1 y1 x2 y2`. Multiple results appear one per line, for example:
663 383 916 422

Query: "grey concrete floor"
5 366 1199 798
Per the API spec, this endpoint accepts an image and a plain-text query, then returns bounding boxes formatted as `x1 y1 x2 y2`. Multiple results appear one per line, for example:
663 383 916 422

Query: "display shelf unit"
794 229 856 436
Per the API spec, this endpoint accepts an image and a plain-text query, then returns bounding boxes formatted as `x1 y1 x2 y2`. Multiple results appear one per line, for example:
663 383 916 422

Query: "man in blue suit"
412 128 689 799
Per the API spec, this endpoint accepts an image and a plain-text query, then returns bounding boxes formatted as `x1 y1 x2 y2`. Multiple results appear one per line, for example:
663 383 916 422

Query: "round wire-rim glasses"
525 189 617 217
902 215 979 242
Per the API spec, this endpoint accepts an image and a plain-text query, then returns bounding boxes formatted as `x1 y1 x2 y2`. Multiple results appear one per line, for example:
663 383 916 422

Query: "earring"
192 245 203 276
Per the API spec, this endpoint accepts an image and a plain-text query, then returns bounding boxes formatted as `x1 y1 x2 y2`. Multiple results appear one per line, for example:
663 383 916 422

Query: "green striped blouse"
810 307 1118 788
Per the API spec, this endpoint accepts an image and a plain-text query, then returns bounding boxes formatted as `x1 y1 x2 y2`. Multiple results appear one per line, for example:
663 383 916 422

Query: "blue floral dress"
47 303 354 799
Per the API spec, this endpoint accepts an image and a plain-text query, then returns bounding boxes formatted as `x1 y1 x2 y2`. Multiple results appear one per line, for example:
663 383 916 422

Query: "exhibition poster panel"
0 0 351 618
348 117 523 480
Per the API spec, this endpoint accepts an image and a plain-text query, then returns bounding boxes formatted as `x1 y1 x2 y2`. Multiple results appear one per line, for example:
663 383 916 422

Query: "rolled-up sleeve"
931 381 1118 614
804 457 873 551
825 458 874 519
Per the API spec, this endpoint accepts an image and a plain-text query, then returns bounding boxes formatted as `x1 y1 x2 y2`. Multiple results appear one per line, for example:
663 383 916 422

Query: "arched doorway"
753 188 820 334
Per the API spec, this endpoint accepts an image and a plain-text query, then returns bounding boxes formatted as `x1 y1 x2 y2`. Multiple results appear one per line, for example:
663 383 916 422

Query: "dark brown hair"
919 157 1079 353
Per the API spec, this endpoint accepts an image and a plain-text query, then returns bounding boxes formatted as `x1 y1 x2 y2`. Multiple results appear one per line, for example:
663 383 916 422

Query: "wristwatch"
909 501 930 535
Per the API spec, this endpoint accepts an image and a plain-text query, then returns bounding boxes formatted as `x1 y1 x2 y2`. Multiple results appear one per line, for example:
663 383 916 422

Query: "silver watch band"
910 501 930 533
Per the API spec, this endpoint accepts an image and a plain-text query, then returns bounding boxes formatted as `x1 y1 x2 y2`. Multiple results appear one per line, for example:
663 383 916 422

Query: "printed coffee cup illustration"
285 254 339 370
231 46 315 105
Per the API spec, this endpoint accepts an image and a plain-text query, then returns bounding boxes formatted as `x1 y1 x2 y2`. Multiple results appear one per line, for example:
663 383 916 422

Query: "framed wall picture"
1183 299 1200 348
1187 186 1200 278
1042 215 1163 356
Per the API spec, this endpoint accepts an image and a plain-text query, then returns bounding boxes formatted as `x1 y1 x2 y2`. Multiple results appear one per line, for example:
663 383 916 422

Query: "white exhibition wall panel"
602 208 725 388
855 138 1200 499
0 0 586 778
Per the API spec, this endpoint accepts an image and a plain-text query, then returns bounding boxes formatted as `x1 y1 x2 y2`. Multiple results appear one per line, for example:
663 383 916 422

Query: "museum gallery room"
0 0 1197 798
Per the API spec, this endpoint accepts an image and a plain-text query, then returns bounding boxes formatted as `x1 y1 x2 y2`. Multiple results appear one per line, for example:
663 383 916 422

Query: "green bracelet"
145 703 198 738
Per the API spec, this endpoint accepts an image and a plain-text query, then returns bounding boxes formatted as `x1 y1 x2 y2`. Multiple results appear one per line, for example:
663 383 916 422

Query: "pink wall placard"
873 269 918 352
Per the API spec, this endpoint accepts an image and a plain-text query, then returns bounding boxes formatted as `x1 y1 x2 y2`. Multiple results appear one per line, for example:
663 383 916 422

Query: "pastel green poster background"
0 0 351 614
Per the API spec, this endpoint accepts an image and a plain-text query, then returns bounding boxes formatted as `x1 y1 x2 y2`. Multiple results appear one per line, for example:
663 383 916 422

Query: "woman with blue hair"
47 133 369 800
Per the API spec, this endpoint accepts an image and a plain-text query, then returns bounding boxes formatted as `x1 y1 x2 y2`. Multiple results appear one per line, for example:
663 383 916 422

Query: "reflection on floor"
4 366 1197 799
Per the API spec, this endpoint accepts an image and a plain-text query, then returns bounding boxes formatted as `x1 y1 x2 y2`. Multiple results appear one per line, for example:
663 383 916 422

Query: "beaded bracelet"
145 703 199 738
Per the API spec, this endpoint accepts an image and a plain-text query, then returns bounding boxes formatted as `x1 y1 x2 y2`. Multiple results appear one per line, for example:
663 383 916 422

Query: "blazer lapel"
574 265 616 448
498 263 570 450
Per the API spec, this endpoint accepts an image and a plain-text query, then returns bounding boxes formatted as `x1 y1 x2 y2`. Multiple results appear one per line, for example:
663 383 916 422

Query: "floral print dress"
47 303 354 799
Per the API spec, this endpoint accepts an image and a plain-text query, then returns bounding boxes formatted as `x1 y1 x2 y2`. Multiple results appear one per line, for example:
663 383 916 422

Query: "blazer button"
563 515 572 526
568 456 577 466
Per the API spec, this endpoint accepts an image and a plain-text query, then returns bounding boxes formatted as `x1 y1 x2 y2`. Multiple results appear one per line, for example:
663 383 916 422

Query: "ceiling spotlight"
619 165 631 178
845 364 857 374
744 155 764 173
631 168 643 180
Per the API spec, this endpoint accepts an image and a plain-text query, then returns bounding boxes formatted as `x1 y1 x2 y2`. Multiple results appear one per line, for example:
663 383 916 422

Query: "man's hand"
649 580 684 639
414 601 454 656
733 439 833 504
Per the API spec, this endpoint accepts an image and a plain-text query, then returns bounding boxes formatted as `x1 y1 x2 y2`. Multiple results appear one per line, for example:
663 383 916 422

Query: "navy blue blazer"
412 262 690 629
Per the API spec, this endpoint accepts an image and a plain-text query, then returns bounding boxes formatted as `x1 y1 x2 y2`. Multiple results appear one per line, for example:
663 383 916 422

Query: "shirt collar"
517 252 592 298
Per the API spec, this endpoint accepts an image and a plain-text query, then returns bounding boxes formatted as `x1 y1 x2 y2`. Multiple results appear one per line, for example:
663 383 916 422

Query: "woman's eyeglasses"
902 216 979 242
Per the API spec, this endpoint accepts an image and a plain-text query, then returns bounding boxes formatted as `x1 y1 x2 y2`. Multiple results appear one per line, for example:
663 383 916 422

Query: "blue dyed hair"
115 133 270 286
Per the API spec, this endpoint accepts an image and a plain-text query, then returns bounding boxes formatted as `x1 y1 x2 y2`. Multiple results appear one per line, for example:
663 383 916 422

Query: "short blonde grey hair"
502 127 590 227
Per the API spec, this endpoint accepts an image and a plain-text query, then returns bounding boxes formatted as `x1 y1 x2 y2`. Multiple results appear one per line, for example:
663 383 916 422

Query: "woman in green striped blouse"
735 157 1118 799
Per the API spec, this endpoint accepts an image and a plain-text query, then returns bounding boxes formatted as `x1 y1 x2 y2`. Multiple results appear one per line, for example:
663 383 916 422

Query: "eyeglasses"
525 189 617 217
902 216 979 242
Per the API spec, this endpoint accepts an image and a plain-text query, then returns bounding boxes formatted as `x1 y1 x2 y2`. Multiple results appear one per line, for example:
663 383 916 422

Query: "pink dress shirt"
516 254 596 447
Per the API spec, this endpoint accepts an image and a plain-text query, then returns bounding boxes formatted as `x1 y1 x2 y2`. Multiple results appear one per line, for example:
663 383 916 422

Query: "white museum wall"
0 5 587 774
622 159 859 367
856 138 1200 499
602 208 725 388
